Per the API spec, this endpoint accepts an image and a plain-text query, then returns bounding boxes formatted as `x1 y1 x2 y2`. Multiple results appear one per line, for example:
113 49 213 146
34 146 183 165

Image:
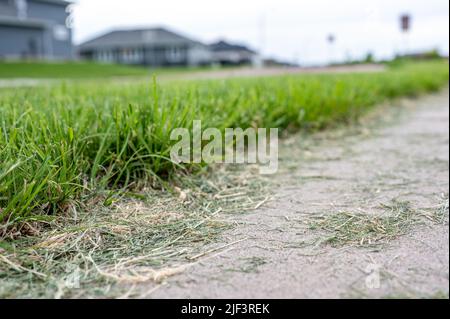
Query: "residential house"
78 27 212 67
209 40 259 66
0 0 73 59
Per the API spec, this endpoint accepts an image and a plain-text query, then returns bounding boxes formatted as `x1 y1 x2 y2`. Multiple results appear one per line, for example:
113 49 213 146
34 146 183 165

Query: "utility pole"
255 13 267 68
327 34 336 65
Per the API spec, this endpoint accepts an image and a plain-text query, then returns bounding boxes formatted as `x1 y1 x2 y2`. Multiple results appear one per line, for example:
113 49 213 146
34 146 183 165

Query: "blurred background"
0 0 448 68
73 0 449 66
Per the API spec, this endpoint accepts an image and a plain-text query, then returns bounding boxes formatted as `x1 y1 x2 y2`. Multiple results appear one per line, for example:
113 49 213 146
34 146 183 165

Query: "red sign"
401 14 411 32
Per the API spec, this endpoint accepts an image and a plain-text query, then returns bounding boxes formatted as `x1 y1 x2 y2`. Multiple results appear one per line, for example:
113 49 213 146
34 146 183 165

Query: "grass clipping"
309 199 449 248
0 164 270 298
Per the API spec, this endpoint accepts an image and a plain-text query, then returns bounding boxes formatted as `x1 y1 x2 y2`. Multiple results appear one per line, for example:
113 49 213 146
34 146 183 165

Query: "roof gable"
79 27 203 50
30 0 72 6
210 40 256 54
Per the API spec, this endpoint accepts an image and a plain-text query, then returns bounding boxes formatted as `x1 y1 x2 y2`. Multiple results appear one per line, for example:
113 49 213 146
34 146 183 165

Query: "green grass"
0 60 448 232
0 61 151 79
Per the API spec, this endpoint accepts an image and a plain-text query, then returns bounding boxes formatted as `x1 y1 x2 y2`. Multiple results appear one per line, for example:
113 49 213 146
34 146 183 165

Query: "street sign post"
401 14 411 33
400 14 412 56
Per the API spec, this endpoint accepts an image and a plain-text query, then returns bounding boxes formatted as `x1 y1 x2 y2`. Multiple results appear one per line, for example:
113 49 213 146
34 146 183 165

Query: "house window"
120 48 142 64
14 0 27 19
104 51 114 63
166 47 183 63
121 49 132 63
130 49 143 63
95 50 114 63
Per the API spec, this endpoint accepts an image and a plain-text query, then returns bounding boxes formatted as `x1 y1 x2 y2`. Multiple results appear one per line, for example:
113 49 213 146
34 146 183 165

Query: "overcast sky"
72 0 449 65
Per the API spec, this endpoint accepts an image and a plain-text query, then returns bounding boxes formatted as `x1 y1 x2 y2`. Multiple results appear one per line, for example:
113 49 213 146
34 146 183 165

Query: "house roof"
0 15 47 28
78 27 204 51
31 0 73 6
209 41 256 54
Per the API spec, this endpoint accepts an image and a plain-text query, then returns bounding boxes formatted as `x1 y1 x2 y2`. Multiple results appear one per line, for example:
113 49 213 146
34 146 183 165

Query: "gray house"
0 0 73 60
78 27 212 67
209 40 259 66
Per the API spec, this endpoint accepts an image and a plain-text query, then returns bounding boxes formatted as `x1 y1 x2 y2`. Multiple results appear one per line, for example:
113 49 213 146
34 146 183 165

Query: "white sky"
72 0 449 66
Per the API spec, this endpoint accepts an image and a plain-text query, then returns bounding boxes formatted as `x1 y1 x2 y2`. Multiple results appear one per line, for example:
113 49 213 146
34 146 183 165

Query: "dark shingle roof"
31 0 72 6
209 41 256 54
0 15 47 28
79 27 203 51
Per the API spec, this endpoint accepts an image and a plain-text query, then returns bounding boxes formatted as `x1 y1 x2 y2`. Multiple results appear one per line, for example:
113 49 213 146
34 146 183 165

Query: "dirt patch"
143 90 449 299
